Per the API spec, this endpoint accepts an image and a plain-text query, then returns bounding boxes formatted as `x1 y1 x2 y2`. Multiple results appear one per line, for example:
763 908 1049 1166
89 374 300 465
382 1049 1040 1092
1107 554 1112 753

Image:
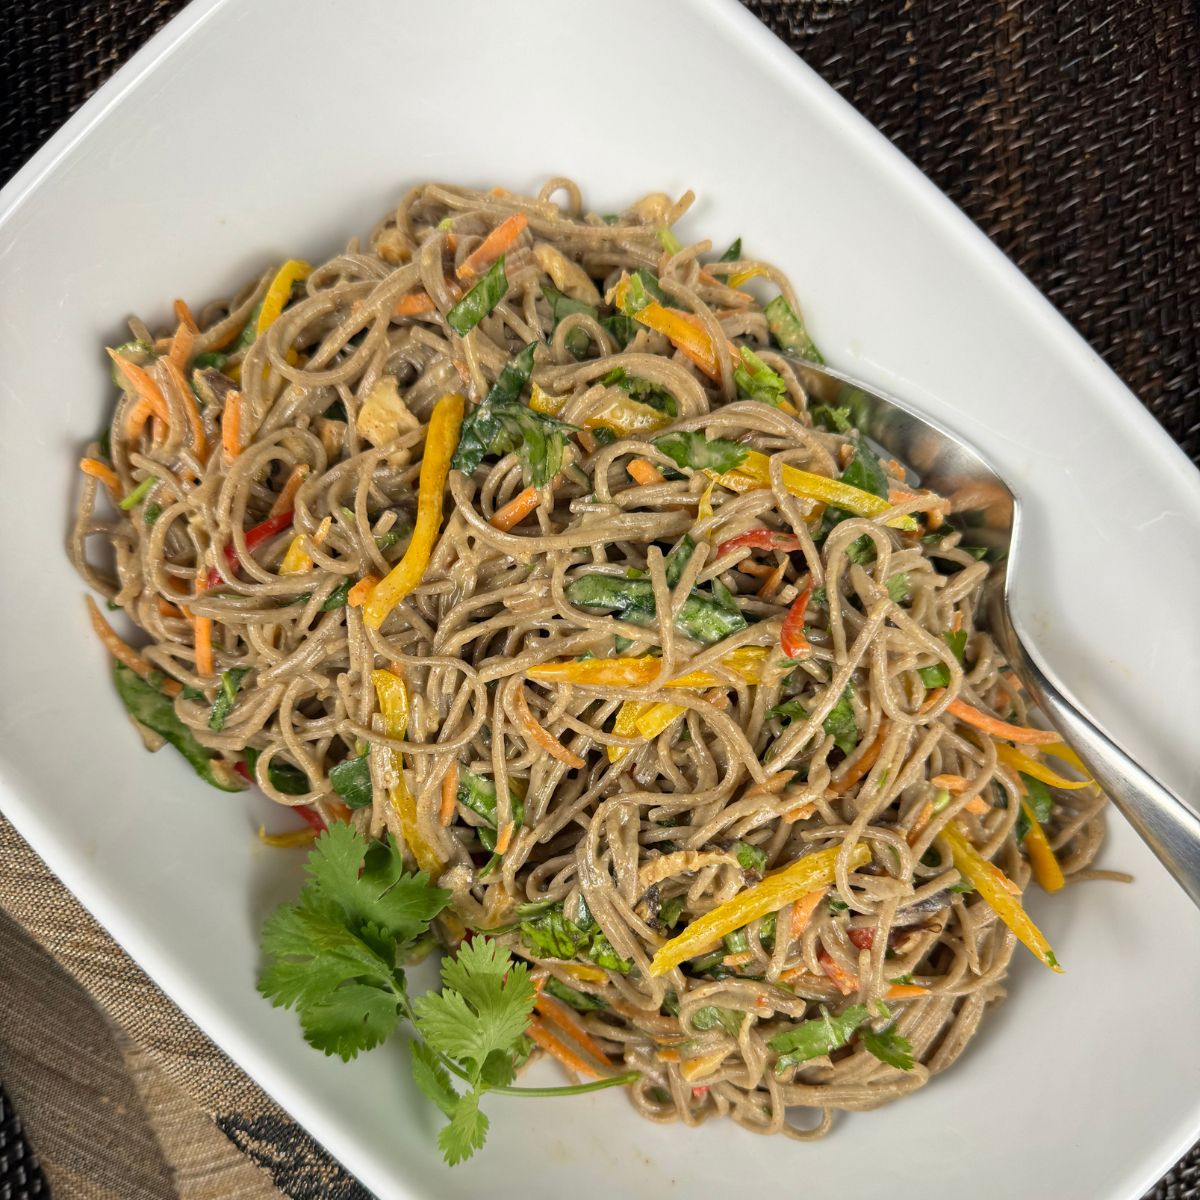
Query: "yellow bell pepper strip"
529 646 767 690
257 824 319 849
711 450 919 531
278 534 314 576
697 478 716 519
608 700 652 763
994 742 1090 791
1020 801 1066 893
585 394 672 438
649 843 872 975
529 381 564 416
371 668 442 875
1041 741 1101 794
363 392 465 629
937 822 1061 971
612 274 723 381
635 701 685 741
256 259 312 337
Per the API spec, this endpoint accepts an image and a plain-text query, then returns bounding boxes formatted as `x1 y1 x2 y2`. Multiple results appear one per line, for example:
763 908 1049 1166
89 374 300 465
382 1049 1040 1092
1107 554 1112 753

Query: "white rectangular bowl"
2 2 1199 1198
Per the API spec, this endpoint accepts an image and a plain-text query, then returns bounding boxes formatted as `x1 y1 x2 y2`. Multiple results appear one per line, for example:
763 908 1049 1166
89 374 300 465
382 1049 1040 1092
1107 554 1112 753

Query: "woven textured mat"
1 2 1197 1199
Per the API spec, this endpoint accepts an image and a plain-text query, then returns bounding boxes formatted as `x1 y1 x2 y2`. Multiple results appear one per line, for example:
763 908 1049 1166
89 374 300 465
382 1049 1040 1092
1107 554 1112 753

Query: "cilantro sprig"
258 825 637 1165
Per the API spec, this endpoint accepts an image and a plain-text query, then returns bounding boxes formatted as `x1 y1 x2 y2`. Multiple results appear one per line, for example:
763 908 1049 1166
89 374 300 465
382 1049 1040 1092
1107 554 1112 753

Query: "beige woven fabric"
0 815 365 1199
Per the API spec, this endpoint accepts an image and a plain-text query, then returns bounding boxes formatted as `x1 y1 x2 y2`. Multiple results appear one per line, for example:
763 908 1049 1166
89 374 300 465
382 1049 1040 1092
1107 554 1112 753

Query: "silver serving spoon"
782 355 1200 907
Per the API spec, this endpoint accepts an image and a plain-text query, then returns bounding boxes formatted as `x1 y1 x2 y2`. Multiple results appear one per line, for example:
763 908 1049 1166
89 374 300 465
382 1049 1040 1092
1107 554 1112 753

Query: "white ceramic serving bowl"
1 2 1198 1197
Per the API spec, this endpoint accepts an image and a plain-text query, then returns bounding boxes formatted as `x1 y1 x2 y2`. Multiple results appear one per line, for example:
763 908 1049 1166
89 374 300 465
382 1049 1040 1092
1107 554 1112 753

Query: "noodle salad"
72 179 1107 1162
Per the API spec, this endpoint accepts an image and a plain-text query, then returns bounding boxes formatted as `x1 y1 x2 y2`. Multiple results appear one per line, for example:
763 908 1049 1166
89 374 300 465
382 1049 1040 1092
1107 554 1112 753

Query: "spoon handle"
1000 619 1200 908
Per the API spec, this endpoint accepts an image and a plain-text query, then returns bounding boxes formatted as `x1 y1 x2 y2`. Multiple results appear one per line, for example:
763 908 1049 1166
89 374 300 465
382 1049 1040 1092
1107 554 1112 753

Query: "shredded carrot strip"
393 290 437 317
157 598 183 619
756 558 788 599
722 951 753 966
160 358 207 461
168 320 196 371
112 351 170 439
514 685 585 768
457 212 528 281
347 575 379 607
269 464 310 517
963 794 991 815
931 773 969 792
908 799 935 845
173 297 199 332
85 596 181 696
627 458 667 486
946 697 1059 745
79 457 121 499
781 801 816 823
439 761 459 826
222 390 242 460
789 887 827 938
533 993 612 1066
490 485 541 531
838 726 887 789
528 1016 601 1077
654 1047 682 1064
494 822 514 855
193 615 214 677
818 948 927 1000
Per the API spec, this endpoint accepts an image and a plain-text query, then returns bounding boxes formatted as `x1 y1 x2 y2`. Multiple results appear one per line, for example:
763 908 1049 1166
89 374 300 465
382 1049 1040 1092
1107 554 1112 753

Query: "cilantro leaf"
690 1006 746 1038
208 666 250 732
769 1004 868 1072
328 753 372 809
653 431 747 474
861 1022 915 1070
1016 773 1054 842
601 367 678 416
731 840 768 874
822 687 860 755
409 1038 459 1118
885 573 910 604
766 698 808 723
919 629 969 689
439 1091 489 1167
811 404 852 433
519 900 631 974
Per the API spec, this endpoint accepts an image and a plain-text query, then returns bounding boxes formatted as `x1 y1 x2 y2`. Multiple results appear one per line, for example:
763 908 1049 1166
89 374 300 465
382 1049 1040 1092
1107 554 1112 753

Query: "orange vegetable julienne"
222 389 243 460
439 761 459 827
490 485 541 531
837 725 887 789
527 1017 603 1078
85 595 181 696
627 458 667 486
79 457 121 499
193 615 214 677
1021 800 1066 893
819 949 928 1000
347 574 379 607
514 685 585 769
111 350 170 438
944 697 1060 745
173 297 199 332
789 887 828 938
168 319 196 371
269 464 310 518
393 290 437 317
457 212 529 281
160 358 207 461
533 992 612 1066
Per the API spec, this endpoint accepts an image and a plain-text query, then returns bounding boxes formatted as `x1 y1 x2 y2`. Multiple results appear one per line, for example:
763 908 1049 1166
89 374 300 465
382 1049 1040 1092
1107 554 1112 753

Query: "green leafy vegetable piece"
118 474 156 511
733 346 789 408
519 900 631 974
657 227 683 255
860 1022 915 1070
446 257 509 335
945 628 968 662
885 573 910 604
600 367 678 417
329 754 373 809
653 431 747 475
108 339 155 385
766 698 808 723
565 574 747 646
455 767 525 853
1016 773 1054 842
321 579 353 611
112 662 244 792
208 666 250 732
731 840 767 874
543 977 609 1011
657 894 685 929
812 405 852 433
663 535 695 588
542 286 595 359
769 1003 868 1071
823 687 860 755
764 295 823 364
690 1006 745 1038
718 237 742 262
451 345 578 489
143 503 163 526
242 746 310 795
918 629 968 689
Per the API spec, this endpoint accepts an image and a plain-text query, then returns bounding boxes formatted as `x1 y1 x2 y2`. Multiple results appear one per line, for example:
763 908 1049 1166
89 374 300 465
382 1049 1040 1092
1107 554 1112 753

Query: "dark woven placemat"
1 2 1197 1198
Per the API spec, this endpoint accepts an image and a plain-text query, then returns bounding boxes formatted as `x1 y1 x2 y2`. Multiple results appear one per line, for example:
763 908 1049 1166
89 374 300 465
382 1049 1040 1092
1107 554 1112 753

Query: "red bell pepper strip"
204 509 294 588
715 528 803 558
780 580 814 658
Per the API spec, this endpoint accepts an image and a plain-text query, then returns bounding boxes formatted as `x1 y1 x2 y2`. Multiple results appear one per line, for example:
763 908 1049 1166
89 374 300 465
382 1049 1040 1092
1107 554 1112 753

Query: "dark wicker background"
1 1 1196 1197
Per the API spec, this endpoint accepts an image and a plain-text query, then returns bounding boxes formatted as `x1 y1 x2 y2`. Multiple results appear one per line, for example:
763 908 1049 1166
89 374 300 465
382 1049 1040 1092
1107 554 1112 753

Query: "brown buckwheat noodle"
71 178 1109 1140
